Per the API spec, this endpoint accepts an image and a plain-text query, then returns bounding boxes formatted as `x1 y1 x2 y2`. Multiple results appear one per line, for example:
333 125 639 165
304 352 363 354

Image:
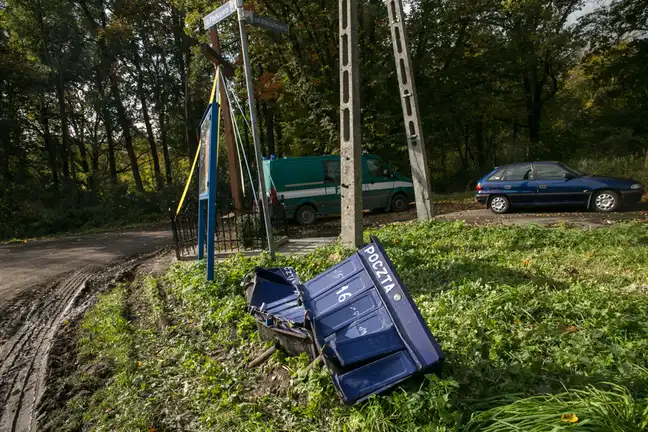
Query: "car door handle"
504 185 511 190
538 184 547 189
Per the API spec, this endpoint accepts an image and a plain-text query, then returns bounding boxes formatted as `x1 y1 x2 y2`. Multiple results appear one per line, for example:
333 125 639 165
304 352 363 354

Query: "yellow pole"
175 69 221 216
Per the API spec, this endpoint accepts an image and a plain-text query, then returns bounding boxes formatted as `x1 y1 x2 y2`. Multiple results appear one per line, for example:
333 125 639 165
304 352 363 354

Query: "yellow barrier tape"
209 67 219 104
175 68 221 216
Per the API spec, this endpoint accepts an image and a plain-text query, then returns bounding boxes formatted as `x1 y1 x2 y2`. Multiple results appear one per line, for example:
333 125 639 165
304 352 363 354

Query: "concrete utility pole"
236 0 275 258
209 28 244 212
339 0 363 248
386 0 434 219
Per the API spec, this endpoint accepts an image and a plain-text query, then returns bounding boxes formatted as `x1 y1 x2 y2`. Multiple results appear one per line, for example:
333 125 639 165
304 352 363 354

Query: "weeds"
466 383 648 431
47 221 648 431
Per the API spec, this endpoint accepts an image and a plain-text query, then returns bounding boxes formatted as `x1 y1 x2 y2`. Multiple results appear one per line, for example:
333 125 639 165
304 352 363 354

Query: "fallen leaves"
561 413 579 423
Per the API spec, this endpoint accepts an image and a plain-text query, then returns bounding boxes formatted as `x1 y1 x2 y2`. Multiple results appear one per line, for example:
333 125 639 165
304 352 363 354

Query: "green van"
263 154 415 224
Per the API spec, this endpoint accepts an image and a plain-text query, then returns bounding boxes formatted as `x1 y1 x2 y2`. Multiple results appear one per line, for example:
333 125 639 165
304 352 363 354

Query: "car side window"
535 164 566 180
367 158 388 177
323 160 341 184
503 164 534 181
488 169 504 181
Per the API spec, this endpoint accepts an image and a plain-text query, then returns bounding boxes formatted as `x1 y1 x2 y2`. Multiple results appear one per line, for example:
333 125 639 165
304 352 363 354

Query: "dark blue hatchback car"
475 162 644 213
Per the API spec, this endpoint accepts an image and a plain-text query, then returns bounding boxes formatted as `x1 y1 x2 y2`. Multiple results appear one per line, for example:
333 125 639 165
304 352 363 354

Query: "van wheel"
390 194 408 212
295 205 317 225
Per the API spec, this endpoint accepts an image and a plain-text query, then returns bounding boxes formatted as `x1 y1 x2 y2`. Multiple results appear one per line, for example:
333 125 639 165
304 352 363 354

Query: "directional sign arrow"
245 13 289 34
202 1 236 30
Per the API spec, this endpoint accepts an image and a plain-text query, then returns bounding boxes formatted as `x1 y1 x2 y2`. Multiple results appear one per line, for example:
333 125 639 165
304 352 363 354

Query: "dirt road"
0 226 173 432
0 227 172 304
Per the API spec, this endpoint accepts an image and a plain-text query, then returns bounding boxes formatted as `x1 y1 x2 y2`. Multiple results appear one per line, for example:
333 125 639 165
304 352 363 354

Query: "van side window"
323 160 340 184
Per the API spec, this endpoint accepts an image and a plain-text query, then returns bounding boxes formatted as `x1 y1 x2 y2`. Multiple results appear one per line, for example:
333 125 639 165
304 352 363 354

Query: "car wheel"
593 190 620 212
295 205 317 225
489 195 510 214
390 194 408 212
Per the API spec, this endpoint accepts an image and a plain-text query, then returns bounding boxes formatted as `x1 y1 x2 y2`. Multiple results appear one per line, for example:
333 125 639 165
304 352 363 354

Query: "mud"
0 250 173 432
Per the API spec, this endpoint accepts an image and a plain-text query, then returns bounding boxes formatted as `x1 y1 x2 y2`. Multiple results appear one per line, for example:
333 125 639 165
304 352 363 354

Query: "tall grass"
576 155 648 187
466 382 648 431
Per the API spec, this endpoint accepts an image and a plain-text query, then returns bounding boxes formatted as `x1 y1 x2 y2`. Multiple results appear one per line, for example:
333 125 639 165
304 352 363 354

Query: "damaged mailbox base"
244 236 444 404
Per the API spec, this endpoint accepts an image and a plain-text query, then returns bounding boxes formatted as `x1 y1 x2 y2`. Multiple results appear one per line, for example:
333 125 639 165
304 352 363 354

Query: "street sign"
245 13 289 34
203 1 236 30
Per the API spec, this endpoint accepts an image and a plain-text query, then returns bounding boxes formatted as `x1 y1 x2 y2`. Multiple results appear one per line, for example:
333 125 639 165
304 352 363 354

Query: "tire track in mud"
0 268 94 432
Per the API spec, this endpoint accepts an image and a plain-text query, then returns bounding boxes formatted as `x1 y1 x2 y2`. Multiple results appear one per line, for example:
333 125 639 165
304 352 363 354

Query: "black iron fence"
170 197 288 259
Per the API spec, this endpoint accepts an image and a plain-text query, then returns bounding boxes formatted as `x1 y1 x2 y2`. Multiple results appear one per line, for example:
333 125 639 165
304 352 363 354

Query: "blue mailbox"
300 236 444 404
244 267 317 359
243 236 444 405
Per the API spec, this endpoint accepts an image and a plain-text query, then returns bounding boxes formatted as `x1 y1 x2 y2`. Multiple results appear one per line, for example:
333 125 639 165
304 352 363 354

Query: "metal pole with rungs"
386 0 434 220
236 0 275 258
339 0 363 249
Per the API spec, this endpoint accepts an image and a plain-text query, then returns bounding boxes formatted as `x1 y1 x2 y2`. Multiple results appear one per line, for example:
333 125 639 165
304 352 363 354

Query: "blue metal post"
197 200 205 260
206 102 219 281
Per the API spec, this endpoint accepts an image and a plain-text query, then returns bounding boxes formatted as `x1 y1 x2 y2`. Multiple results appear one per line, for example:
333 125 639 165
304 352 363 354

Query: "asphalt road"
0 227 173 304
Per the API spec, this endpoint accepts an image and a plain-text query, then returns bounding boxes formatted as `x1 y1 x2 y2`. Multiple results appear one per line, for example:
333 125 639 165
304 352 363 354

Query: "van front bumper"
475 194 488 206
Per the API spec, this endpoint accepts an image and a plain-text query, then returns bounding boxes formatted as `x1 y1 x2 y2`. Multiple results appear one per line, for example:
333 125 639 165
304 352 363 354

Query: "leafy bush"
0 178 184 241
576 155 648 188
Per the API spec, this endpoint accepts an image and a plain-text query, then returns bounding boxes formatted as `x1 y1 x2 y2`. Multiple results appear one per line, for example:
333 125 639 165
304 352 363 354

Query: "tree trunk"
91 136 99 172
0 122 11 183
109 77 144 192
276 117 283 157
257 98 265 156
133 49 163 190
491 129 497 167
171 6 196 157
522 73 542 157
95 72 117 183
56 72 70 179
80 3 119 184
527 110 541 154
105 121 117 182
462 125 469 169
0 85 11 182
76 139 90 174
39 93 58 184
159 106 172 185
440 137 446 175
475 119 485 170
266 105 275 157
70 111 90 174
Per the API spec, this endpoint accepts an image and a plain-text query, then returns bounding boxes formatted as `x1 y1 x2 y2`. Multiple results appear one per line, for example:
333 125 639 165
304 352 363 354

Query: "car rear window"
487 169 504 181
503 164 534 181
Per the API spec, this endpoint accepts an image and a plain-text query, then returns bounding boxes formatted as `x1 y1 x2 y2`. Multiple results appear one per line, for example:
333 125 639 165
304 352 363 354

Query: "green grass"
46 221 648 431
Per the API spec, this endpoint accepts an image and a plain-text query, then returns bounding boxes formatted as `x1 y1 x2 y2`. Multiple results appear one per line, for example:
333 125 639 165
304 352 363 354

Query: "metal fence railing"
170 197 287 260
